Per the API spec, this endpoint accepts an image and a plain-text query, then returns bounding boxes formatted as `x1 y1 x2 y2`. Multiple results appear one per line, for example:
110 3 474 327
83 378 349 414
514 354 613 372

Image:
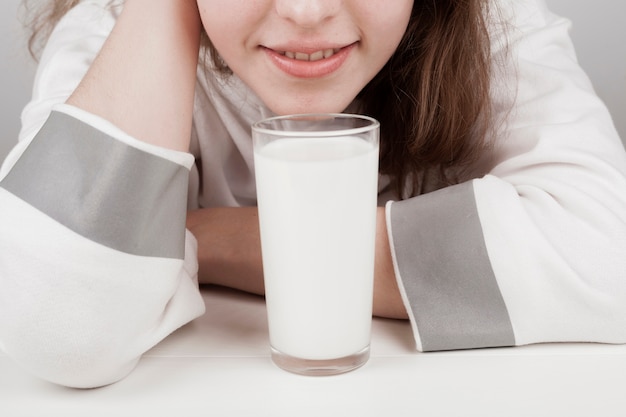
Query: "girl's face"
198 0 413 115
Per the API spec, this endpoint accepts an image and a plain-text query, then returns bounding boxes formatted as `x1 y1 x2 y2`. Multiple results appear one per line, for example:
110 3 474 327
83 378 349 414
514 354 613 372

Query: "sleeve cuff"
386 181 515 351
1 109 191 259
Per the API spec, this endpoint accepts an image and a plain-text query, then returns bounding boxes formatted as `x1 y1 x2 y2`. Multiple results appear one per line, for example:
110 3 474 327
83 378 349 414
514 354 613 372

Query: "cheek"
365 1 412 52
381 4 412 48
197 1 240 48
198 9 222 41
197 0 264 67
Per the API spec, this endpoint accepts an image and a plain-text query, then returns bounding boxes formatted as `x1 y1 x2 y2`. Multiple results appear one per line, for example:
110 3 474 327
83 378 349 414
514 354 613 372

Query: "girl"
1 0 625 388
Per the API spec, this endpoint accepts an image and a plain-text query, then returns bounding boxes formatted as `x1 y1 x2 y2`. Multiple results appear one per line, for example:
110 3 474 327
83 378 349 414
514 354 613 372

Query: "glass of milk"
252 114 380 376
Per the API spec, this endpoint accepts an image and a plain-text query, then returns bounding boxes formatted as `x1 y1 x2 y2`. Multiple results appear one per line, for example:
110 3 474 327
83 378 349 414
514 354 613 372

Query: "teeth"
283 48 338 61
323 49 335 58
295 52 309 60
309 50 324 61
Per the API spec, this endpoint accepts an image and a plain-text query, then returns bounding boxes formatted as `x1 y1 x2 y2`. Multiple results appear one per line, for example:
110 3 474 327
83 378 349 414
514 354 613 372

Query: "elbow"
1 314 141 389
6 333 139 389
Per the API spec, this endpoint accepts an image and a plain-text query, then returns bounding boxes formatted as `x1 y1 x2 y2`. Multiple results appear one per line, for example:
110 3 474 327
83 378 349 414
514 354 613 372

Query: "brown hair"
22 0 82 58
359 0 495 197
24 0 495 199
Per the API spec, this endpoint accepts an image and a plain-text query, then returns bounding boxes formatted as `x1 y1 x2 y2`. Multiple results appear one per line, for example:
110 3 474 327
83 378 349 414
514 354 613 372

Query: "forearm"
0 109 204 388
187 207 266 295
0 1 206 387
187 206 408 319
66 0 201 151
373 207 409 319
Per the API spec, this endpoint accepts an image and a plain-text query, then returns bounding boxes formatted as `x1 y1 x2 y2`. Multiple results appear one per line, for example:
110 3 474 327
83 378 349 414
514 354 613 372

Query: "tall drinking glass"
252 114 380 376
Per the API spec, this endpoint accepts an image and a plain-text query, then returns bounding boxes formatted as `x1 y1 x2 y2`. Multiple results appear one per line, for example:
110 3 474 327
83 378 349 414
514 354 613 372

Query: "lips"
264 43 355 79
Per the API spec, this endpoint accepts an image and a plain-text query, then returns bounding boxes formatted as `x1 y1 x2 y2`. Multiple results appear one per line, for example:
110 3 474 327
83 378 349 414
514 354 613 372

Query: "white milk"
255 136 379 360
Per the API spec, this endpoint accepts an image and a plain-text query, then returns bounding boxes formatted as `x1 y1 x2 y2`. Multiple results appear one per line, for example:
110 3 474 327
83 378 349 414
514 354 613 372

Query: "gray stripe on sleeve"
389 182 515 351
0 111 188 259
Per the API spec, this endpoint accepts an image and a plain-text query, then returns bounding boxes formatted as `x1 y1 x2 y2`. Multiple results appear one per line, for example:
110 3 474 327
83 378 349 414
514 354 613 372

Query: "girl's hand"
67 0 202 152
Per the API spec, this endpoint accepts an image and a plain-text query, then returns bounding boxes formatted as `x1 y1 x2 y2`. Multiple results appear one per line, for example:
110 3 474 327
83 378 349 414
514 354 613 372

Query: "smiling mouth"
264 43 355 78
277 49 342 62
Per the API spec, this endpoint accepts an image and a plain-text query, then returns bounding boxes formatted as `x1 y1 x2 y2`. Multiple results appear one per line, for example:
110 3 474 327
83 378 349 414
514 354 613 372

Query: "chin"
265 96 355 117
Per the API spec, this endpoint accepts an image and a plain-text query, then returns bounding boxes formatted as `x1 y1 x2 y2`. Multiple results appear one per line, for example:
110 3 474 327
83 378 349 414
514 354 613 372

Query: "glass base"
270 345 370 376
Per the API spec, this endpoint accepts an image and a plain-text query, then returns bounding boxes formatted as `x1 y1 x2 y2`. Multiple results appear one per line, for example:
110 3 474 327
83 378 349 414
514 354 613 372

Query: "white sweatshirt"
1 0 626 388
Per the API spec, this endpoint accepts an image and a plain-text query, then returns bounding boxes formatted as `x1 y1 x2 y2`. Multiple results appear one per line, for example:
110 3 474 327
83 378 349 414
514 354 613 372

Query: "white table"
2 286 626 416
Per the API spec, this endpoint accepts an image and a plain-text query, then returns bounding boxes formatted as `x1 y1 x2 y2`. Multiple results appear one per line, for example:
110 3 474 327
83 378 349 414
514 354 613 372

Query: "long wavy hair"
22 0 82 57
23 0 495 199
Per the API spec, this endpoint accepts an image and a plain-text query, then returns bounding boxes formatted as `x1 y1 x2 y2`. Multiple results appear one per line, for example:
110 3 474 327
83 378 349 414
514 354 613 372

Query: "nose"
275 0 341 28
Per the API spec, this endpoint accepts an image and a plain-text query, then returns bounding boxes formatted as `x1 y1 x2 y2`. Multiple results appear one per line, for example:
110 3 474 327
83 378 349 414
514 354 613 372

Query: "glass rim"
252 113 380 138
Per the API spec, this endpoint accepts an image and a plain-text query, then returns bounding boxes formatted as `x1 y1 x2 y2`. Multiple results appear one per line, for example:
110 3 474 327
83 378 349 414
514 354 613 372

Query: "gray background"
1 0 625 161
